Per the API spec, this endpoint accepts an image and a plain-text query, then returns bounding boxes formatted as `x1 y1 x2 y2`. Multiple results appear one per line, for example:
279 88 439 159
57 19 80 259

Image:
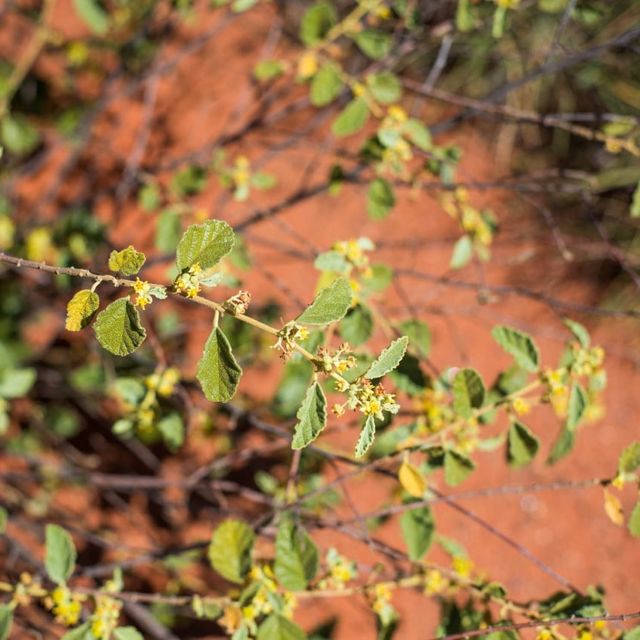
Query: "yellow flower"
452 556 473 578
219 604 243 633
49 586 84 627
512 397 531 416
132 278 152 309
387 105 408 122
424 569 446 595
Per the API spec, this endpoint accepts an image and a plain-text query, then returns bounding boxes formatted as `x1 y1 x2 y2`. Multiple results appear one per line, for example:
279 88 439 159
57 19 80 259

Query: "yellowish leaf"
603 488 624 526
398 459 426 498
65 289 99 332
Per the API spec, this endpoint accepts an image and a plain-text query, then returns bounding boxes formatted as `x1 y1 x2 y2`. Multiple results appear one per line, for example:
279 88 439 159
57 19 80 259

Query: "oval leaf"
367 178 395 220
452 368 485 419
257 614 306 640
66 290 99 331
197 326 242 402
365 336 408 379
332 98 369 137
355 414 376 458
507 421 539 468
491 325 540 372
94 298 146 356
400 503 434 561
291 382 327 449
208 519 255 584
274 516 319 591
176 220 235 272
45 524 76 585
444 450 475 486
296 277 352 325
108 246 145 276
566 382 588 430
398 459 426 498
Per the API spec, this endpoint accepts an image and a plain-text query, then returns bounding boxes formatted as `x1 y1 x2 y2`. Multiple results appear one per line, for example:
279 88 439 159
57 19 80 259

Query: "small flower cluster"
273 321 309 358
415 388 454 434
318 548 357 590
46 585 85 626
333 238 373 272
223 290 251 315
369 582 397 627
174 263 202 298
333 378 399 420
219 564 297 638
423 568 447 596
145 367 181 397
132 278 153 309
379 105 413 171
91 593 122 640
314 343 356 374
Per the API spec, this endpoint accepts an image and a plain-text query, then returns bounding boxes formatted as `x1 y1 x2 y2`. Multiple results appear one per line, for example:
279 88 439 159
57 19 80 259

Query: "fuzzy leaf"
450 235 473 269
355 414 376 458
400 503 434 561
0 606 12 640
547 425 575 464
291 383 327 449
507 421 539 468
114 629 144 640
353 30 392 59
300 1 337 46
444 450 475 486
566 382 588 430
492 325 540 372
108 246 145 275
176 220 235 271
332 98 369 137
398 459 426 498
310 64 343 106
365 336 408 379
94 298 146 356
45 524 76 584
257 615 306 640
618 442 640 475
197 327 242 402
297 277 352 325
452 368 485 418
564 319 590 348
73 0 109 34
629 500 640 537
208 520 255 584
367 177 395 220
399 319 431 357
274 516 319 591
65 290 99 331
340 304 373 346
367 71 401 104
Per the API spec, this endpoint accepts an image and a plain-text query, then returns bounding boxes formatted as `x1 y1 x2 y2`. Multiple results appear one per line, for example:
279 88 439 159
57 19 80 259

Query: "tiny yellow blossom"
298 51 318 79
512 397 531 416
387 105 408 122
452 556 473 578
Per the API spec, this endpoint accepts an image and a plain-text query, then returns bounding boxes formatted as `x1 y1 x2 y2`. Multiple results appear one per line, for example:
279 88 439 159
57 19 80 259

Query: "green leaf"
274 516 319 590
0 507 7 534
340 304 373 346
632 181 640 218
566 382 588 430
618 442 640 475
0 368 36 399
403 119 432 151
367 178 395 220
157 413 184 451
94 298 146 356
156 208 182 253
362 263 393 292
450 235 473 269
138 183 161 212
45 524 76 584
564 319 590 348
310 64 343 106
332 98 369 137
389 353 426 396
291 383 327 449
399 319 431 358
208 519 255 584
300 1 337 45
366 71 401 104
365 336 409 379
61 622 92 640
197 326 242 402
400 503 435 561
1 114 41 156
66 290 99 331
232 0 258 12
257 614 306 640
491 325 540 372
355 414 376 458
444 450 475 486
507 421 540 467
456 0 475 31
114 628 144 640
297 277 352 325
452 368 485 418
0 606 12 640
108 246 146 276
73 0 109 34
353 30 392 59
254 59 285 81
176 220 235 271
547 425 575 464
629 500 640 537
